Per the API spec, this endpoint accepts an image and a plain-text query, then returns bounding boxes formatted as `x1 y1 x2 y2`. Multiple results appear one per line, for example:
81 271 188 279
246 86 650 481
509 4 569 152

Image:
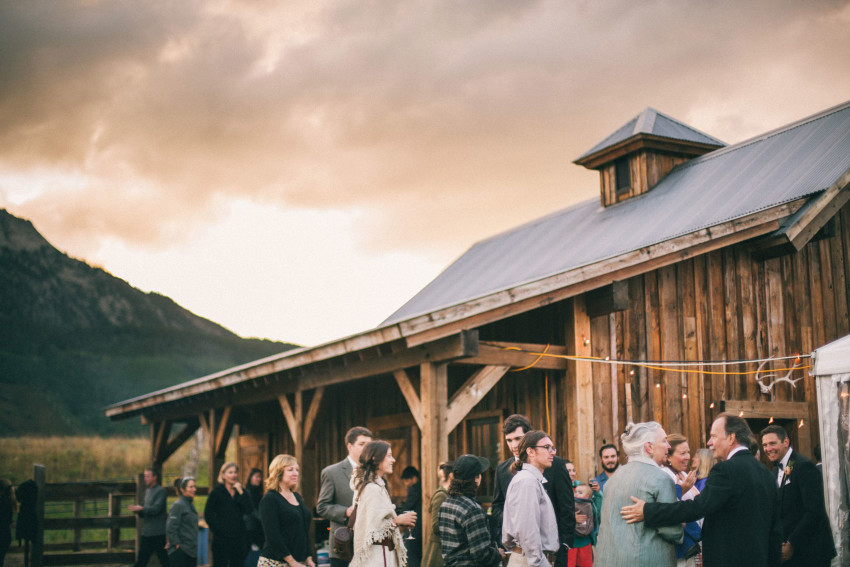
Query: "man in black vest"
761 425 835 567
491 414 574 567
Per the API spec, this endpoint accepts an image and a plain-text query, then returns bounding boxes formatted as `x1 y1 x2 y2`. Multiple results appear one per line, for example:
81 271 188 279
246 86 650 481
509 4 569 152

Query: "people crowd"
11 410 826 567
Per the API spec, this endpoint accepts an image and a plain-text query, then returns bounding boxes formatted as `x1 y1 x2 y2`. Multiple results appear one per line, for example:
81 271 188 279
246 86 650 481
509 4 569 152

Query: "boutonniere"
784 461 795 478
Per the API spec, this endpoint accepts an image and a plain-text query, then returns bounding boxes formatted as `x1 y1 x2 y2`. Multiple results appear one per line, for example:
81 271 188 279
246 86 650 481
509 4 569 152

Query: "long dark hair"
352 440 390 493
511 430 550 474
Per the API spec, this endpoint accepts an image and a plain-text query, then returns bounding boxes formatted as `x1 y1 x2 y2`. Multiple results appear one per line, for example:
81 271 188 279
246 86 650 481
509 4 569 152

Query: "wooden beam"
586 280 629 318
198 412 210 438
402 202 800 347
721 400 810 420
214 406 233 458
162 419 200 462
152 421 172 467
785 170 850 250
299 331 479 391
565 295 595 481
446 365 510 433
393 370 423 430
303 388 325 444
420 362 448 552
458 342 569 370
278 395 299 444
110 331 476 422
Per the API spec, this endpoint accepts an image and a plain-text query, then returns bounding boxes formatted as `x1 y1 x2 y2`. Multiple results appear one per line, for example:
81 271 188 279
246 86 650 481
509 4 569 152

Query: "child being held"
569 484 598 567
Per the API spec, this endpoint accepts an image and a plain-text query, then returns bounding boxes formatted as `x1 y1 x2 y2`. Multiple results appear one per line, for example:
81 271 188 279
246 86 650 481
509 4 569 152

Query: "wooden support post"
32 464 45 567
108 492 121 552
73 498 83 551
420 362 448 551
565 295 595 481
135 473 145 561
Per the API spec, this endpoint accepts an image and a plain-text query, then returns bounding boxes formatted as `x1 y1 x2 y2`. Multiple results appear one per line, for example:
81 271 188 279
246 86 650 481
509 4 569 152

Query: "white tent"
814 334 850 567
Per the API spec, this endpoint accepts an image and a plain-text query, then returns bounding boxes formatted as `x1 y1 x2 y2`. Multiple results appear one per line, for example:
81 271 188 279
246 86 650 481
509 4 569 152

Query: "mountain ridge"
0 208 298 435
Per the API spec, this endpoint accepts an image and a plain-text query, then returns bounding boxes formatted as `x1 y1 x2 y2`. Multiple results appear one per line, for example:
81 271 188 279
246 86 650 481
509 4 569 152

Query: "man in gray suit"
317 426 372 567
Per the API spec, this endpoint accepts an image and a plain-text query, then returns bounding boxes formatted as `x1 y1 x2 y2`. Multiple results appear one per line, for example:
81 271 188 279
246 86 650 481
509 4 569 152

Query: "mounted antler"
754 359 803 395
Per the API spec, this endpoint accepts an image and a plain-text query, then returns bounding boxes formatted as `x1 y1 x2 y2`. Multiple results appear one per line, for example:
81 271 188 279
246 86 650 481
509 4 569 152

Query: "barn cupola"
574 108 725 207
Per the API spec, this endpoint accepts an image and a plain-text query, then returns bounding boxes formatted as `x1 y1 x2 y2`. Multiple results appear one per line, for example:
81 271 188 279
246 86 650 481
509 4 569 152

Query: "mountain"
0 209 298 436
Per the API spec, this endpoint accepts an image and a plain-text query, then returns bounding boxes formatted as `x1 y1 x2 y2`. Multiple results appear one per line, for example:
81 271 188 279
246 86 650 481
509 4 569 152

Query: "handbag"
332 501 358 562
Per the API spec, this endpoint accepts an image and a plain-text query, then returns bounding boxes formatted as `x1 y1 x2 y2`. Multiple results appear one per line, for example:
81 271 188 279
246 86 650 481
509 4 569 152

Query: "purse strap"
347 489 360 529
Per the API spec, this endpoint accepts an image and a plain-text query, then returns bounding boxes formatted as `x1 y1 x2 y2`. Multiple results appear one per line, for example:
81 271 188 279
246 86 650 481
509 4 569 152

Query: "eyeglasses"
534 445 557 453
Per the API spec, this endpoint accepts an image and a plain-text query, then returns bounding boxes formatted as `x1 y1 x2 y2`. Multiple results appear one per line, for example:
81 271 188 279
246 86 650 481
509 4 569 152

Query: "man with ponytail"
502 431 560 567
491 415 574 566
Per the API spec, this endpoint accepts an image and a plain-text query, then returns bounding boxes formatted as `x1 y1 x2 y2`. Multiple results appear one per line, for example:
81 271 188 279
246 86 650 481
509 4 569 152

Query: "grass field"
1 434 237 552
0 435 220 485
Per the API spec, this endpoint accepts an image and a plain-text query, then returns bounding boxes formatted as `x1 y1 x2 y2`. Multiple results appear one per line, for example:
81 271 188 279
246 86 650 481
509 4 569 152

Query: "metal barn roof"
576 107 726 161
384 100 850 325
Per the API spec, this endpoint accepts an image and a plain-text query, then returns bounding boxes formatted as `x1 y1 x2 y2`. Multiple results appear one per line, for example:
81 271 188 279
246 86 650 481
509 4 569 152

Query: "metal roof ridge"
674 99 850 171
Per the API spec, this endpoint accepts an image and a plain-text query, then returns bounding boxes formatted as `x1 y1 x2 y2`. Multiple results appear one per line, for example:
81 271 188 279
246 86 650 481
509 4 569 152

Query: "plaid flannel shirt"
438 494 501 567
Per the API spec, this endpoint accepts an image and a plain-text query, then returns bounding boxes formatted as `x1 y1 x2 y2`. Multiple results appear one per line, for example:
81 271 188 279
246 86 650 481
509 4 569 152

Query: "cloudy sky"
2 0 849 347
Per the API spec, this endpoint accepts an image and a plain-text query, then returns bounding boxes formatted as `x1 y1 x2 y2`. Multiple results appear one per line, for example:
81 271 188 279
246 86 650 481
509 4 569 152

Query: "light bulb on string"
709 402 715 409
738 411 744 417
682 394 688 399
768 416 774 424
798 419 805 429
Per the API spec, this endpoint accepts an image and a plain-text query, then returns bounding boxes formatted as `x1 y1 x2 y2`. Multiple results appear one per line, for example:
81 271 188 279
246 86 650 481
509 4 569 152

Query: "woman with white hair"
594 422 683 567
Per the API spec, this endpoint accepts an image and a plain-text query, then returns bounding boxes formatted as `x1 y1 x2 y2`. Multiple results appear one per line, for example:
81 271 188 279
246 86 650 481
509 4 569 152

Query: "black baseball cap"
452 454 490 481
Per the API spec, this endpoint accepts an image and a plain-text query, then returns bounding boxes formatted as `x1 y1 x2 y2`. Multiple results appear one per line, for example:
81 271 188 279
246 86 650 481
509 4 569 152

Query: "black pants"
136 534 170 567
168 548 196 567
330 558 349 567
212 534 247 567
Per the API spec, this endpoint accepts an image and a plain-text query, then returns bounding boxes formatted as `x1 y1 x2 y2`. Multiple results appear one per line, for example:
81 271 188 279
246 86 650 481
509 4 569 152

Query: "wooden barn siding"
588 202 850 454
234 203 850 503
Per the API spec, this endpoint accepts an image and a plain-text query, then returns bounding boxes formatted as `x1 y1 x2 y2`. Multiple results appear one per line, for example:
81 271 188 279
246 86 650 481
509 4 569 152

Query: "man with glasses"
491 415 574 567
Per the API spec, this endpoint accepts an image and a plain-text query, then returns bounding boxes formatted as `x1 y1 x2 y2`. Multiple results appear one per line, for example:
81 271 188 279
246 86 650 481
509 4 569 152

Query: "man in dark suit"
761 425 836 567
396 466 422 567
316 426 372 567
621 414 781 567
491 414 574 567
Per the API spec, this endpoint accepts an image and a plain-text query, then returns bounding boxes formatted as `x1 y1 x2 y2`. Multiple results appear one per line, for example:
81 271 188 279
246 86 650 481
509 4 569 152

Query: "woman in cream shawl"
350 440 417 567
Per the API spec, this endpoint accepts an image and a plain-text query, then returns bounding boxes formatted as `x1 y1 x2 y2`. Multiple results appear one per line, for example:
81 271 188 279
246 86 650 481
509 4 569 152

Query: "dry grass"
0 435 213 485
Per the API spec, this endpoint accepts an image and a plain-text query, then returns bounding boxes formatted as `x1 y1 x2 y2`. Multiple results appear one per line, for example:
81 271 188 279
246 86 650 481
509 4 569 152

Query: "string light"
738 411 744 417
709 402 715 409
629 369 635 376
798 419 805 429
768 416 774 424
682 394 688 399
655 383 661 389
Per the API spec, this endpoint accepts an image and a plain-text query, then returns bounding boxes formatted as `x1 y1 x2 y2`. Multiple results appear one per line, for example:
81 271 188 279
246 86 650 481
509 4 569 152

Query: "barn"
106 99 850 540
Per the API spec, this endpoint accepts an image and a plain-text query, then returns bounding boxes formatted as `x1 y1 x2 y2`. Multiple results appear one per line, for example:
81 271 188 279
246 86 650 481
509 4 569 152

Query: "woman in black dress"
258 455 314 567
245 468 265 567
204 461 253 567
0 479 17 567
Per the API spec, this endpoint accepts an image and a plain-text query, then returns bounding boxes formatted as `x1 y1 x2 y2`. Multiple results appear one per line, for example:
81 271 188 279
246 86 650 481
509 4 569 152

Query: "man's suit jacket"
775 450 836 567
316 458 355 560
491 455 575 548
643 449 781 567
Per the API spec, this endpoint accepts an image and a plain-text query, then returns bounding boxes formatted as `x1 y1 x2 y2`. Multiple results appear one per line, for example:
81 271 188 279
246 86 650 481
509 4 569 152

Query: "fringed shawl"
349 476 407 567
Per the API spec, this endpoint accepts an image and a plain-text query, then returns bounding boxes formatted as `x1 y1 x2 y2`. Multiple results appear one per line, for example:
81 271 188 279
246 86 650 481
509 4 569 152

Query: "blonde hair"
694 447 715 479
266 454 299 492
575 484 592 499
217 461 238 485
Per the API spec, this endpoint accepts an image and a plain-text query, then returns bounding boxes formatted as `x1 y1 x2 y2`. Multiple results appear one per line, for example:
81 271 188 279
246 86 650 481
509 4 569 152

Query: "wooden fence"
16 465 208 567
